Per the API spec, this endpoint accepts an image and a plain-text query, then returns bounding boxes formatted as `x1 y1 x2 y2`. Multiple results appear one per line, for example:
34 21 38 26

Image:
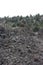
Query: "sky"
0 0 43 17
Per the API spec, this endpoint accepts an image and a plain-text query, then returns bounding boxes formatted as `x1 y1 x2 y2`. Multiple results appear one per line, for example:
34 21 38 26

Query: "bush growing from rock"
12 23 16 27
33 26 39 32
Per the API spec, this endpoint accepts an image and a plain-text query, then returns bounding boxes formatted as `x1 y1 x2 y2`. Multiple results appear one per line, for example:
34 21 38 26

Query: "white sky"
0 0 43 17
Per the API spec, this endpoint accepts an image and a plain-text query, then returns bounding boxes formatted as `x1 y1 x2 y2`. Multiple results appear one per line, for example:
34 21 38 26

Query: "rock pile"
0 27 43 65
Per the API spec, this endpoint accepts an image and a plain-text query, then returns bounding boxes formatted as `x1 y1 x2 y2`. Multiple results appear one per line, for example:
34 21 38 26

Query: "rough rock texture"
0 27 43 65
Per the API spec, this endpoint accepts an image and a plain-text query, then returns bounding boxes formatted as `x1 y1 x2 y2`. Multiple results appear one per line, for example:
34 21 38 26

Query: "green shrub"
17 22 25 27
12 23 16 27
33 26 39 32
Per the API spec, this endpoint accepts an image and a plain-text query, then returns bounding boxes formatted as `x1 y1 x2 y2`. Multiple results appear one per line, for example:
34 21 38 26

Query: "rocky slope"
0 26 43 65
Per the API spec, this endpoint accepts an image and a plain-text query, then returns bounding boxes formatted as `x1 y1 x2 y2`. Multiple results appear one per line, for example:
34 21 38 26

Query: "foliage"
12 23 16 27
0 14 43 32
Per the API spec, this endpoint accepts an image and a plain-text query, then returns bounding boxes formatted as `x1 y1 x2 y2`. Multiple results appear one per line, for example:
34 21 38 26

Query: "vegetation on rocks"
0 14 43 31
